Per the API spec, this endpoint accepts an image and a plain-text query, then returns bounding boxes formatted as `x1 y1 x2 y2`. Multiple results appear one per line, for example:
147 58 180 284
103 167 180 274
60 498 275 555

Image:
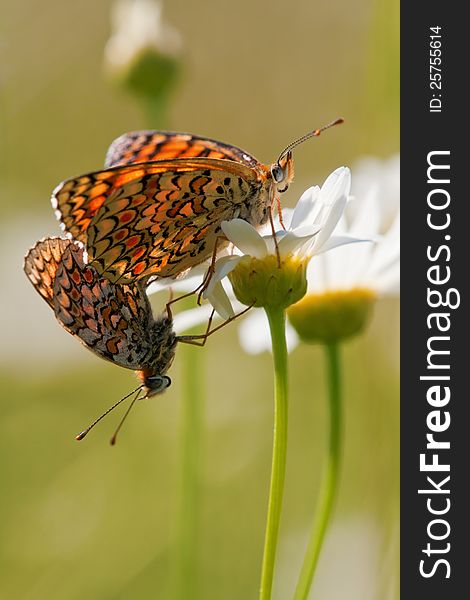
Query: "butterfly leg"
176 308 216 346
164 234 228 317
268 193 282 268
176 304 253 346
196 235 228 306
276 194 286 231
164 234 228 316
165 285 204 320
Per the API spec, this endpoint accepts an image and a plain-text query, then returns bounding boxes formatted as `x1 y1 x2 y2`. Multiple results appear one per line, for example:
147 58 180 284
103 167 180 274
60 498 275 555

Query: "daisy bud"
228 254 308 310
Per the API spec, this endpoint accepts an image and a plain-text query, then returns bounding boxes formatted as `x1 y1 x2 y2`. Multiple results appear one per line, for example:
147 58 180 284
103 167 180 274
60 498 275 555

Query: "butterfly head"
143 374 172 397
272 118 345 194
139 313 177 398
270 152 294 194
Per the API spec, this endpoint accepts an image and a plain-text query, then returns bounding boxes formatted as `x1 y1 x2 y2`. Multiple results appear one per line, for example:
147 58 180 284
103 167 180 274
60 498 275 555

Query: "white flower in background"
306 158 399 297
351 154 399 227
104 0 182 99
105 0 181 68
240 155 400 352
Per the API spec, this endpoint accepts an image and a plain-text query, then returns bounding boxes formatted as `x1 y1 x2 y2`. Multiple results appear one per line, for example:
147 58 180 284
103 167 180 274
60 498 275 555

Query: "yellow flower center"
228 254 308 310
288 288 377 343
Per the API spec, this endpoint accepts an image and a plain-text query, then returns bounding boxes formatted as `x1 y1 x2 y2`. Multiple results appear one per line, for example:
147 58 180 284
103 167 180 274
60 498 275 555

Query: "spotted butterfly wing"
24 237 176 377
52 131 275 284
104 130 262 168
55 131 262 241
23 237 70 309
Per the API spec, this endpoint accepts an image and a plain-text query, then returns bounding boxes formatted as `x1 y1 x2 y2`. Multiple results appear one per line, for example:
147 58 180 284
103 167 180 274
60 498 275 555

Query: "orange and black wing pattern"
24 237 158 369
104 130 261 168
84 161 270 283
23 237 71 309
53 137 271 283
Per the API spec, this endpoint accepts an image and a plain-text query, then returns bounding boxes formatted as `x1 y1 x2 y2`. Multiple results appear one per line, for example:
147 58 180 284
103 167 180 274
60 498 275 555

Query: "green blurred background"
1 0 399 598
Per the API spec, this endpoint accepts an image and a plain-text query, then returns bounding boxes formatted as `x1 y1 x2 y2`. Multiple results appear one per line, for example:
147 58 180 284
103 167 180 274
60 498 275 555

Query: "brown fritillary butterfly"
51 121 342 285
24 237 177 438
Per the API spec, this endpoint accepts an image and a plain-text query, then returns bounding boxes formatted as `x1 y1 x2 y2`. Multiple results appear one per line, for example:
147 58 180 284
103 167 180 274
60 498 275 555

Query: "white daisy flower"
202 166 369 320
147 159 398 346
239 155 400 352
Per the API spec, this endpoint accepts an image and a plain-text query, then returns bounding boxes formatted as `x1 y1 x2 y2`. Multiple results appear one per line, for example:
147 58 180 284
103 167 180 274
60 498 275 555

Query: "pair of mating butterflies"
24 122 341 438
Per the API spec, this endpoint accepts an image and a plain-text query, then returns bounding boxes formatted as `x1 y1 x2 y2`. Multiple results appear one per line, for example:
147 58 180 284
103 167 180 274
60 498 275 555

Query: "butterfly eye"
146 375 171 394
271 163 284 183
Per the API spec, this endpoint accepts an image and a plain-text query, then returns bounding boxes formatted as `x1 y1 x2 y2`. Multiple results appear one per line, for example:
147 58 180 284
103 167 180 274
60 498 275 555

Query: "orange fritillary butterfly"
51 121 342 285
24 237 177 400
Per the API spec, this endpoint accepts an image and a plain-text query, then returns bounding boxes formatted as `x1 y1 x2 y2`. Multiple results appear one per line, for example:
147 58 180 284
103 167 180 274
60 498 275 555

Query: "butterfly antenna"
75 385 143 441
277 118 344 162
109 390 142 446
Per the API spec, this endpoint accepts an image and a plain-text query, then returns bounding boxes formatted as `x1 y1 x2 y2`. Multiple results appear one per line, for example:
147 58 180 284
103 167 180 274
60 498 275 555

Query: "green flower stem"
293 342 342 600
174 339 204 600
259 306 289 600
143 96 169 129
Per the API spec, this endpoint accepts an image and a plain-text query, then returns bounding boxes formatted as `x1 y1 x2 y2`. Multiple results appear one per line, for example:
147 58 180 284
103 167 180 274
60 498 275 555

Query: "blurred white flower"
351 154 399 227
105 0 181 67
104 0 182 100
307 154 399 296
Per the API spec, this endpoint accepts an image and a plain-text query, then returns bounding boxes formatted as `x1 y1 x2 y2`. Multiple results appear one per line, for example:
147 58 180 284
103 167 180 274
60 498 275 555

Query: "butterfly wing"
52 163 159 243
53 158 267 241
54 158 271 283
24 237 71 309
104 130 261 169
53 130 264 243
24 237 158 370
87 161 272 282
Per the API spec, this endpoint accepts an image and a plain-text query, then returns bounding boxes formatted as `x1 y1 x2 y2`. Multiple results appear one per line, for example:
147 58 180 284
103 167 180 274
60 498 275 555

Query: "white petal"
368 245 400 284
290 185 321 229
306 255 327 292
330 212 347 236
285 322 300 353
204 255 243 297
238 309 299 354
338 241 374 288
147 273 204 296
205 281 235 320
222 219 267 258
301 155 400 298
275 225 321 257
349 188 382 237
367 214 400 277
316 235 373 255
213 255 243 282
373 261 400 294
351 154 399 228
320 167 351 207
277 207 294 230
173 304 215 335
238 310 270 354
312 168 351 252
